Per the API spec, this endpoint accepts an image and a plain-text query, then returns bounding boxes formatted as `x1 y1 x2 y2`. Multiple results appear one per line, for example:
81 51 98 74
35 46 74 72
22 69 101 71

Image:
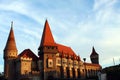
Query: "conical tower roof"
40 20 56 47
4 22 17 51
90 46 98 56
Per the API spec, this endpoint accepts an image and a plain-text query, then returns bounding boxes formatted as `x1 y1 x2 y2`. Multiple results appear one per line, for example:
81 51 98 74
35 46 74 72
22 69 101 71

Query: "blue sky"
0 0 120 72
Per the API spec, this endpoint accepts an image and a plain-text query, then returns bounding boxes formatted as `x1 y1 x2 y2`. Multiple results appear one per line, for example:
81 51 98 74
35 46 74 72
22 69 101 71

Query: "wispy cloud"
93 0 120 24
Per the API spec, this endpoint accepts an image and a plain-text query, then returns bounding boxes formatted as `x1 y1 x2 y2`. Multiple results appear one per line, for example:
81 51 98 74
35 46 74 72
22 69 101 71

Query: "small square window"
50 61 52 65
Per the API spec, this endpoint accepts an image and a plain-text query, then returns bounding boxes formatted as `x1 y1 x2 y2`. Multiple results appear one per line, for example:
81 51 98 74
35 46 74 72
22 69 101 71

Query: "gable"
18 49 38 61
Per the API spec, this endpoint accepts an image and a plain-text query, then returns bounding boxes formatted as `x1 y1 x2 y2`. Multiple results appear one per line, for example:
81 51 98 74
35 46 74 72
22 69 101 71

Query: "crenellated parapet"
20 57 32 61
31 71 40 75
4 50 18 59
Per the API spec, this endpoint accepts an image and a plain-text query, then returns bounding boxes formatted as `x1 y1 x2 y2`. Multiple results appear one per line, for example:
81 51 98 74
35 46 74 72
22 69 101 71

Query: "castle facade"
3 20 101 80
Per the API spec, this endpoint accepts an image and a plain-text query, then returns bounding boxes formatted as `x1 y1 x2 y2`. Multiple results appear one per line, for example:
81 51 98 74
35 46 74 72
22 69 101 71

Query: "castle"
3 20 101 80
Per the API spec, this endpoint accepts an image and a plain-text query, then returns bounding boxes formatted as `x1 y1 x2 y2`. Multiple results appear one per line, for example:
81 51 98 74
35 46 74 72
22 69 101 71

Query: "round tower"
90 47 99 64
4 22 18 80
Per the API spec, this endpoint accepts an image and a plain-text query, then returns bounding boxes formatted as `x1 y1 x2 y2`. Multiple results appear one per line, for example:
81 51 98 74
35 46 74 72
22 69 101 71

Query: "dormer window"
52 47 54 49
48 47 50 49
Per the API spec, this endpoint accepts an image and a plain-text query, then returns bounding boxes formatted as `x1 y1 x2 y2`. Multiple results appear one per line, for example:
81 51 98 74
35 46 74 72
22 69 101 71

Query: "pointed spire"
90 46 98 56
4 22 17 51
40 20 56 47
11 21 13 28
92 46 96 53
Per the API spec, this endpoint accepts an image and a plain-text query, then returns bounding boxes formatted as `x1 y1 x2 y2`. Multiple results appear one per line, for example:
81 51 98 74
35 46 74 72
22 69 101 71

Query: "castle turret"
90 47 99 64
4 22 18 80
38 20 58 80
38 20 57 55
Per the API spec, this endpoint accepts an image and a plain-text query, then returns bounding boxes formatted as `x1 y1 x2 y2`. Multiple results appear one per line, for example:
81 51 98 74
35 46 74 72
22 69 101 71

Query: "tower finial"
11 21 13 29
92 46 95 52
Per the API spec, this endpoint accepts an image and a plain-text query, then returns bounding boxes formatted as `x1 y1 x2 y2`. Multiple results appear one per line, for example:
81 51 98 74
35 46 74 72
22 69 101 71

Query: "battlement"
20 57 32 61
32 71 40 75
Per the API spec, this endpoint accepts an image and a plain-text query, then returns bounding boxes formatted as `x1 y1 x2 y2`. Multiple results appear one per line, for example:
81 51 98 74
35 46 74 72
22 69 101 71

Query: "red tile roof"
85 62 101 67
39 20 79 59
77 56 81 61
40 20 56 47
4 23 17 51
18 49 38 61
57 43 77 57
